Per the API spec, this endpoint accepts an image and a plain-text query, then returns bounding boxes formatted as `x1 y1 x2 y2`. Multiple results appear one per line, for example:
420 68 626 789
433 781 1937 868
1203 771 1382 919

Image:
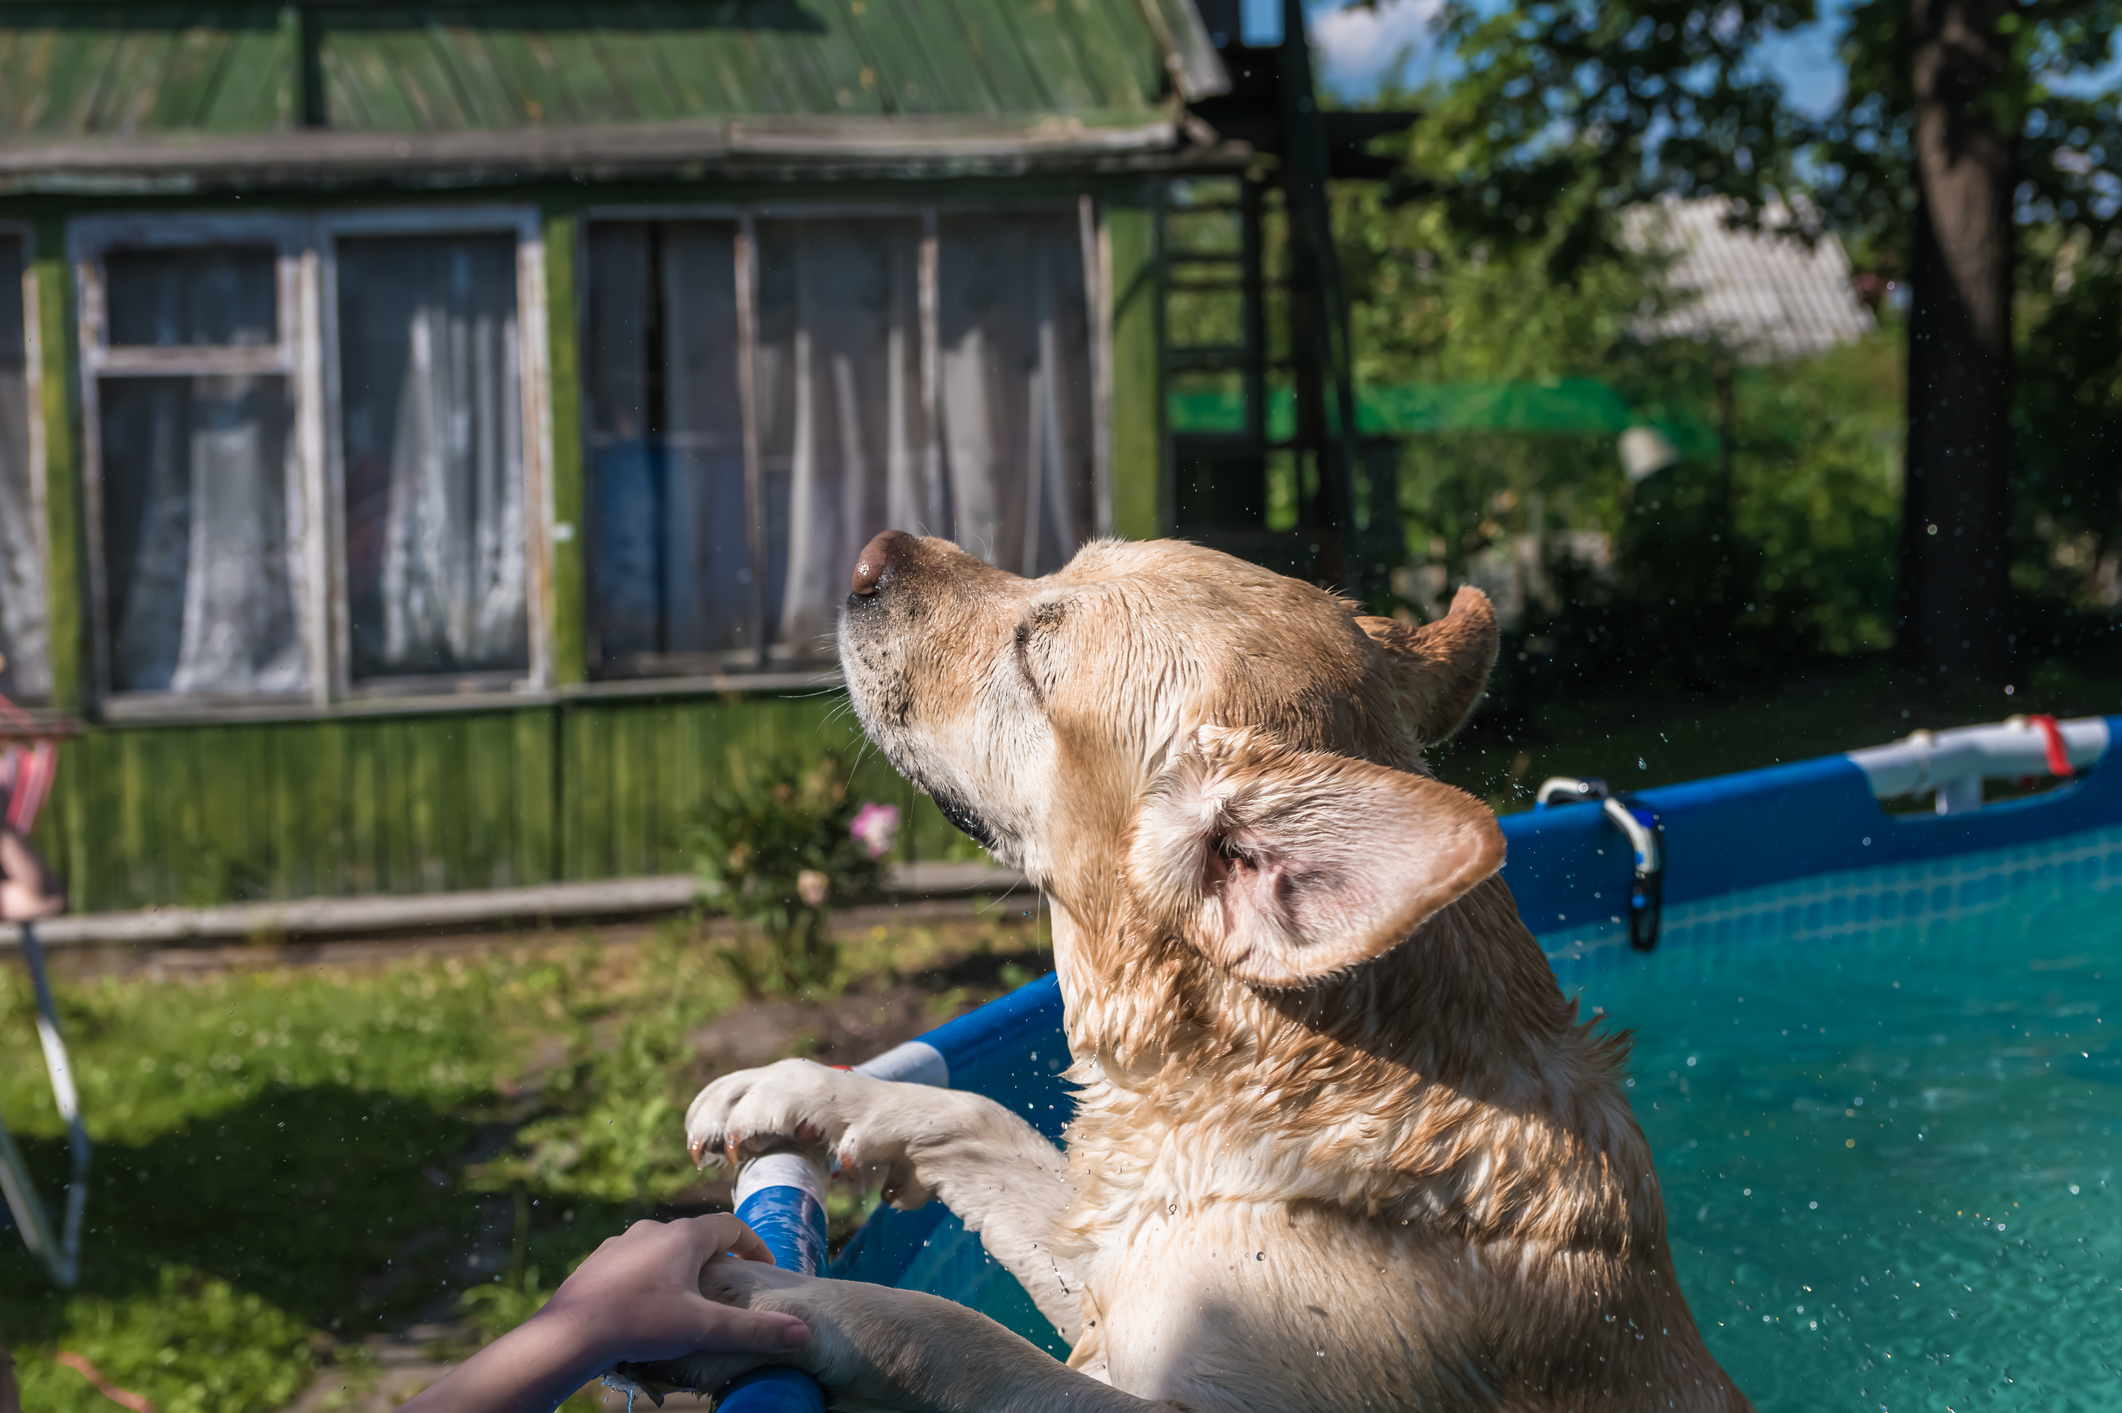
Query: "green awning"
1172 380 1721 462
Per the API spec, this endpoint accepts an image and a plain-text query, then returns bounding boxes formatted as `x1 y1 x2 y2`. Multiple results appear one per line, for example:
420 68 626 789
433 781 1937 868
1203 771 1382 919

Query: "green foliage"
0 912 1051 1413
1411 0 1816 276
1725 332 1904 655
2015 226 2122 615
693 752 891 997
0 937 752 1412
1346 0 2122 670
1814 0 2122 276
13 1267 317 1413
1336 169 1905 678
1339 178 1657 588
0 956 516 1412
484 925 740 1206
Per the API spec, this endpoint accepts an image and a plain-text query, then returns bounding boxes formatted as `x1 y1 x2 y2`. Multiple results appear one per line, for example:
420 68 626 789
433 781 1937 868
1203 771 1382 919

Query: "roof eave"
0 115 1245 195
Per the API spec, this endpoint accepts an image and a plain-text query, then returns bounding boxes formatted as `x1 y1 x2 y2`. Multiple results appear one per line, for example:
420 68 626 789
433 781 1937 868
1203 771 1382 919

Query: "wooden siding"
1106 188 1166 539
543 202 588 688
30 695 970 914
0 2 1173 140
28 213 85 715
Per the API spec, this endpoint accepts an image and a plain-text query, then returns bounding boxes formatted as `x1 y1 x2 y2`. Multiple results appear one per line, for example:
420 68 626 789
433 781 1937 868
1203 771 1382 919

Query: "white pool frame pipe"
1846 715 2110 815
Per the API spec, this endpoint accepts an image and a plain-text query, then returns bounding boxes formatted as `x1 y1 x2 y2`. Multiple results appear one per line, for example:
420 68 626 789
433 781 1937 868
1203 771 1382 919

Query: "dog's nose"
853 530 912 596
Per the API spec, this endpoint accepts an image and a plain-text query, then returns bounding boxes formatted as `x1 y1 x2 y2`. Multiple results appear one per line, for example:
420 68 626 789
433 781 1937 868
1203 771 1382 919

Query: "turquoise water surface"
1578 883 2122 1411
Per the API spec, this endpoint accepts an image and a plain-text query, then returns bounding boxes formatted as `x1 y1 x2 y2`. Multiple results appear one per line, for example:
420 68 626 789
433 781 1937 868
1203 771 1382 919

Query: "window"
67 203 1107 705
74 211 545 708
0 229 49 703
82 234 309 699
336 233 528 683
582 205 1103 677
583 220 752 666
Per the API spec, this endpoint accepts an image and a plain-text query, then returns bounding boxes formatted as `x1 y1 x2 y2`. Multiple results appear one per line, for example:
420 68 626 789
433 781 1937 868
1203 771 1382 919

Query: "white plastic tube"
1846 715 2109 814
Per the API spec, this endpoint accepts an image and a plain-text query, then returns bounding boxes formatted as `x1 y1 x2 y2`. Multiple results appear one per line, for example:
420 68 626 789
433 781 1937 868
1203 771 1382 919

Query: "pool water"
1579 885 2122 1411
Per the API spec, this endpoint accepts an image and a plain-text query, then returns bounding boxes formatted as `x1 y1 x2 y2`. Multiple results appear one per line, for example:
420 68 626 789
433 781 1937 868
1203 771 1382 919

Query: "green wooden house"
0 0 1390 913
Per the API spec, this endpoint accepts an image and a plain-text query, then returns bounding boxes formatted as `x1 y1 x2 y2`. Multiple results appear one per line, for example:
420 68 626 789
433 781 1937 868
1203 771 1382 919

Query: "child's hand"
399 1214 807 1412
535 1214 810 1368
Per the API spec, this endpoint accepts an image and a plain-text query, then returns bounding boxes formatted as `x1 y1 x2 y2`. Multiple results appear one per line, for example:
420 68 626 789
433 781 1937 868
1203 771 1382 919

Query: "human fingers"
683 1293 810 1353
687 1212 775 1267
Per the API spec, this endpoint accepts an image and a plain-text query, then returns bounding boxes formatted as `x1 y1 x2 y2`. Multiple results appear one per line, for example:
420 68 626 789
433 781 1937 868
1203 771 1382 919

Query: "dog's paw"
697 1257 898 1399
684 1058 872 1171
700 1248 808 1304
620 1260 812 1397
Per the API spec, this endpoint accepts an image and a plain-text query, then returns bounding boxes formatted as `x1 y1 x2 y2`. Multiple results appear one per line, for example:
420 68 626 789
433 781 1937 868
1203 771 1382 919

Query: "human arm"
400 1214 810 1413
0 826 63 921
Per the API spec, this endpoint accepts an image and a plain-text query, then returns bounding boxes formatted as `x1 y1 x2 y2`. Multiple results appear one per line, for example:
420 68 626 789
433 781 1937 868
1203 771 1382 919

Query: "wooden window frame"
0 220 50 705
574 197 1114 683
71 207 554 719
315 206 552 701
70 213 321 714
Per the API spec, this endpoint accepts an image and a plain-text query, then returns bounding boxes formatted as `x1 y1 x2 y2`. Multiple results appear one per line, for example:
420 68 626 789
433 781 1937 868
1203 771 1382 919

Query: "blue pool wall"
829 718 2122 1340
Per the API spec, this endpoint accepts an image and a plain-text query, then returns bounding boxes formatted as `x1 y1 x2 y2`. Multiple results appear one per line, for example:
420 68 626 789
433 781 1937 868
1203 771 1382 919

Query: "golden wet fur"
674 536 1751 1412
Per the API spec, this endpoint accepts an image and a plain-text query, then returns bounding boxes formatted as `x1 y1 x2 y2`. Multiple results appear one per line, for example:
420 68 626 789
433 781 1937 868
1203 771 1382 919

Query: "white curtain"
582 222 660 663
584 222 752 666
754 218 926 651
100 375 304 695
579 210 1097 667
0 234 49 702
938 213 1094 578
660 223 752 653
339 234 527 680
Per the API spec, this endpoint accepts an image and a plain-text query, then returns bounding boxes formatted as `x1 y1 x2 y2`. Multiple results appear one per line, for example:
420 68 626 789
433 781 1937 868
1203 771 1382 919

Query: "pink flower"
850 802 901 860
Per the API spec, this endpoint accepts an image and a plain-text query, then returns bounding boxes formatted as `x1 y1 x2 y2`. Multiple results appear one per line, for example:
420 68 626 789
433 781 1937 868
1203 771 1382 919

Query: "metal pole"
5 920 89 1288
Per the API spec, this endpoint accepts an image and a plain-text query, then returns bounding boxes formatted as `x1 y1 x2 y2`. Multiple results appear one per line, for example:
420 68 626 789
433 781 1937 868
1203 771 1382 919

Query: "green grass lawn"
1 917 1048 1412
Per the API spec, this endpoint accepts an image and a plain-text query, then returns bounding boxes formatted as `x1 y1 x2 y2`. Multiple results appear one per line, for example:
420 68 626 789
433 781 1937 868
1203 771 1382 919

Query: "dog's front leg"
686 1059 1083 1339
646 1256 1176 1413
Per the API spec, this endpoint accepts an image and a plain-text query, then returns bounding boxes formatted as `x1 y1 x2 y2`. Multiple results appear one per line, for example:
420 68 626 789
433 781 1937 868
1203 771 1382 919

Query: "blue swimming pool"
1577 858 2122 1410
765 716 2122 1410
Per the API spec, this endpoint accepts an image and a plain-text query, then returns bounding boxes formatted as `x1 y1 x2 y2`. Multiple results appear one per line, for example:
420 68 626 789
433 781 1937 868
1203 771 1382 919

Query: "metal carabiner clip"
1535 777 1666 951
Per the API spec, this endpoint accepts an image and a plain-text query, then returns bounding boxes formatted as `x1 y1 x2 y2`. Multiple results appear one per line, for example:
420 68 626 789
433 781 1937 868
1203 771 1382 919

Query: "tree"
1405 0 1814 272
1825 0 2121 689
1890 0 2020 689
1405 0 2122 693
1335 169 1907 688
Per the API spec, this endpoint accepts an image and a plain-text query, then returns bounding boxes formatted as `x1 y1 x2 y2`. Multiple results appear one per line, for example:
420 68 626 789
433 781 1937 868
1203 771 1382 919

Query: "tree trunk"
1901 0 2017 692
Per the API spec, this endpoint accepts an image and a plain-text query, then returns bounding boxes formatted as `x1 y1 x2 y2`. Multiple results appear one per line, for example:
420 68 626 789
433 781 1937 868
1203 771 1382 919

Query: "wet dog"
677 534 1751 1412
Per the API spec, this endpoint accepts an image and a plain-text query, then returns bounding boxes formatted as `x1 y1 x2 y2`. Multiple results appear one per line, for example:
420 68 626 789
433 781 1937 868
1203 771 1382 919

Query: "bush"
693 751 897 997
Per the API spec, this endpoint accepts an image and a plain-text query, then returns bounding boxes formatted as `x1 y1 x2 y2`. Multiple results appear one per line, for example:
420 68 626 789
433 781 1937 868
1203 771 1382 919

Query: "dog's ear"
1357 585 1498 744
1126 726 1505 987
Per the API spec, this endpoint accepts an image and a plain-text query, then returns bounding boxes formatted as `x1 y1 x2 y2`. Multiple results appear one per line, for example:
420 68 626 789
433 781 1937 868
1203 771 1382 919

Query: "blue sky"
1304 0 2116 114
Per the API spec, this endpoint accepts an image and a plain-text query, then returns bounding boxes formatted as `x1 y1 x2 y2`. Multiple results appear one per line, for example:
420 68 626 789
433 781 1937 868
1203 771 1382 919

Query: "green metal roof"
0 1 1228 186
